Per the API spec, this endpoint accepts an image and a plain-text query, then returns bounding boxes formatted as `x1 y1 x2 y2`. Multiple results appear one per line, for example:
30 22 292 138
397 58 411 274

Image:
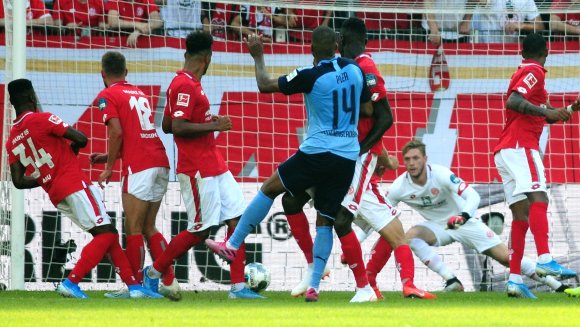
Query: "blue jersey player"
205 26 373 302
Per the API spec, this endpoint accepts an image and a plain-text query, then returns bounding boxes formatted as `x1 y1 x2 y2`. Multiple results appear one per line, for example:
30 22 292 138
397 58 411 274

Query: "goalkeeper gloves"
447 212 471 230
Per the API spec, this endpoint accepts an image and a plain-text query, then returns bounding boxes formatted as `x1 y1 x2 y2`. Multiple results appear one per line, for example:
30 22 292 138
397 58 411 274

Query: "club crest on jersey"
523 73 538 89
98 98 106 111
177 93 190 106
517 86 528 94
450 174 461 184
431 188 440 196
365 73 377 87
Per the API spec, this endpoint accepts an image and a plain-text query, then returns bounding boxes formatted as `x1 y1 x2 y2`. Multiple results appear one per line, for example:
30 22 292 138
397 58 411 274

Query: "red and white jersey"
164 70 228 177
386 164 478 224
552 0 580 28
0 0 51 20
6 112 90 205
207 2 238 40
355 53 388 156
105 0 159 23
242 5 274 37
95 81 169 176
494 59 548 153
53 0 105 27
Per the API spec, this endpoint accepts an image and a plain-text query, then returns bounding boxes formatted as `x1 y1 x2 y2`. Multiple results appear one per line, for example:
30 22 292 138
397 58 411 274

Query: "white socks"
537 253 553 264
409 238 455 281
521 257 562 290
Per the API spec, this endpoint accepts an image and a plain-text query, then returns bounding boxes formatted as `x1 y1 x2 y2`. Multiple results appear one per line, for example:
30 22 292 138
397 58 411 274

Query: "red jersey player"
105 0 163 47
281 17 435 300
5 79 161 299
0 0 53 30
52 0 106 34
89 51 179 300
141 31 263 299
493 33 579 298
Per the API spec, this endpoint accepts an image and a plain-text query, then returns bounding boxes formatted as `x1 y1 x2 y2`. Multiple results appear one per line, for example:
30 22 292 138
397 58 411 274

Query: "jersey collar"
176 70 199 82
109 80 130 88
316 56 338 66
520 59 547 72
13 111 34 125
355 52 372 61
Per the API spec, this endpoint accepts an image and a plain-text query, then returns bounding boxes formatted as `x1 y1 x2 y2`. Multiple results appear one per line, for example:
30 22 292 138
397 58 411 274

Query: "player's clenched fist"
214 115 232 131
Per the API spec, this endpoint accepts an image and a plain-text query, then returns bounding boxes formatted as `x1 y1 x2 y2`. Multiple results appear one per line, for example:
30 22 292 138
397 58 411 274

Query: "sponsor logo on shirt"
174 111 185 117
450 174 461 184
523 73 538 89
177 93 190 107
517 86 528 94
365 73 377 87
286 69 298 82
98 98 107 111
371 93 379 101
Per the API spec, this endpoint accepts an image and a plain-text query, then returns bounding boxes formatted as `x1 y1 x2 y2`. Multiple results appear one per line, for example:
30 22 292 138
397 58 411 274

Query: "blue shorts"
277 150 356 219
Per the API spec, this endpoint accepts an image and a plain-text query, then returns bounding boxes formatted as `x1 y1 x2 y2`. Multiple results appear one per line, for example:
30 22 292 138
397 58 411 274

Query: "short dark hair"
8 79 35 108
101 51 126 77
340 17 367 42
312 26 337 58
402 139 426 157
522 33 547 58
185 31 213 56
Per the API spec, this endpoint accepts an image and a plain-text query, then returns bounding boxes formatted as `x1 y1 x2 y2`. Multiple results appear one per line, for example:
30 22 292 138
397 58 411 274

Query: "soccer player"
89 51 179 300
206 26 377 303
282 17 435 301
142 31 263 299
493 33 579 297
368 140 568 299
5 79 161 299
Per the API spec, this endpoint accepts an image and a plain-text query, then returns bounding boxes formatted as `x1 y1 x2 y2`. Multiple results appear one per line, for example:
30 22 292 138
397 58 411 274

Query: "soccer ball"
244 262 271 292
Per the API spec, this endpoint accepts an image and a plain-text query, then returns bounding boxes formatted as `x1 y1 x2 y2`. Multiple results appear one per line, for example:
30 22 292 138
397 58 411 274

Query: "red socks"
339 231 368 288
286 212 313 264
126 234 145 283
510 220 529 275
153 230 202 274
528 201 550 256
147 232 175 285
366 238 392 287
68 233 116 284
394 244 414 287
108 237 139 286
227 228 247 284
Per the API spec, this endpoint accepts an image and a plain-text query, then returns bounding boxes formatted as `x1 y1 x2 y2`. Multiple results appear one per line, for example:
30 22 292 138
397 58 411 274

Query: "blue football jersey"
278 56 371 160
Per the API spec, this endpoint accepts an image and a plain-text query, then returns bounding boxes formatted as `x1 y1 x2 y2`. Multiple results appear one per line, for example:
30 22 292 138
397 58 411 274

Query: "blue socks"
310 226 333 291
228 190 274 249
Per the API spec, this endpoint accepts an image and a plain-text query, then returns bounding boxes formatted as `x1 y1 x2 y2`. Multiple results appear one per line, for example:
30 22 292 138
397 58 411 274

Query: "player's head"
185 31 213 75
8 79 37 114
402 139 427 179
101 51 128 87
311 26 337 62
338 17 367 59
522 33 548 66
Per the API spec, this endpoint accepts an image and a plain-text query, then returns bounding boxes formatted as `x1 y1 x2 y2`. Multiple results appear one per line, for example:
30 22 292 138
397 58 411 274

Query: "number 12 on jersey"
332 84 356 129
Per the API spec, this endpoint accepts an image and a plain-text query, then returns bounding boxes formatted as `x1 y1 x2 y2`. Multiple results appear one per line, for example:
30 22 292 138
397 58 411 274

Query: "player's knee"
333 209 353 238
281 193 304 214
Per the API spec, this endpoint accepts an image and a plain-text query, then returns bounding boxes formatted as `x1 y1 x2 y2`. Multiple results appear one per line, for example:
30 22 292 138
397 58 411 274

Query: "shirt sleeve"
361 61 387 102
147 0 160 15
105 0 119 13
278 67 316 95
97 92 119 124
168 83 197 121
510 66 545 101
436 166 480 218
30 0 51 19
44 113 70 137
358 66 372 103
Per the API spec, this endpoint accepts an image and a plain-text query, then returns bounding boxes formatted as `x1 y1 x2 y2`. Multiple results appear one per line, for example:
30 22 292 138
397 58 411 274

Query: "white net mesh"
0 0 579 292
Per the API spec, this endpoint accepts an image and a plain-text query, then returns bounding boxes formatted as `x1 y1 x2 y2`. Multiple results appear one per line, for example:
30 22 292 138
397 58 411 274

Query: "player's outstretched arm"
10 162 40 189
246 34 280 93
507 92 571 123
359 97 393 154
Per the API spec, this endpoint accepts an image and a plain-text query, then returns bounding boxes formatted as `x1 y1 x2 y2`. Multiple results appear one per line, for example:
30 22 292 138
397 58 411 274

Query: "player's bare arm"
359 97 393 154
162 115 172 134
506 92 571 122
63 126 88 155
360 100 374 117
245 34 280 93
171 116 232 137
374 148 399 177
10 161 40 189
98 118 123 188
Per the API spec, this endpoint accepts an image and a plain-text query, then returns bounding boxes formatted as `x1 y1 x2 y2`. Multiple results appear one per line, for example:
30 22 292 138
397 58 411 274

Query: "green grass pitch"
1 291 579 326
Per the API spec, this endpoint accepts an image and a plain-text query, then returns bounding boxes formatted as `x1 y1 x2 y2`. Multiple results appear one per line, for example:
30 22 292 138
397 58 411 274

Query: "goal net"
1 0 579 293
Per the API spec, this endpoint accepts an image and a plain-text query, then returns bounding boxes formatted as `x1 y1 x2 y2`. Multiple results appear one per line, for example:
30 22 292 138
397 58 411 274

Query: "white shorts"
353 183 401 234
122 167 169 202
494 148 546 205
57 184 111 231
178 171 246 232
342 152 377 214
418 219 502 253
